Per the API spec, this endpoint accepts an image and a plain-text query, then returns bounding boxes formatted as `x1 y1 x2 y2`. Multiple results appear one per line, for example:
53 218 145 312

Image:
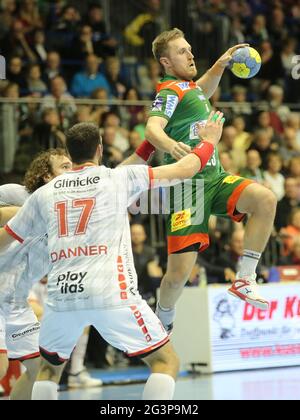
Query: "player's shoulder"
157 80 196 95
113 165 148 176
0 184 29 206
111 165 149 187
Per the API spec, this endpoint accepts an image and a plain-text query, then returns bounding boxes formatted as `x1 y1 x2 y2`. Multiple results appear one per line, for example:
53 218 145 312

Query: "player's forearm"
145 123 177 153
0 207 19 227
152 141 215 184
119 153 147 167
120 141 156 167
0 228 15 250
172 154 203 179
153 154 202 184
197 62 225 99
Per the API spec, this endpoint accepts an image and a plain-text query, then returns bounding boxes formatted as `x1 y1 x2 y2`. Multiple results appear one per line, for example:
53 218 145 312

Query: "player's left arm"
0 227 15 249
0 191 45 252
119 140 156 167
197 44 249 98
0 206 20 227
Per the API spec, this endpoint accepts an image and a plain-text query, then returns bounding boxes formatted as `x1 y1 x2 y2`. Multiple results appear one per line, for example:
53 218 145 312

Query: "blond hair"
152 28 185 63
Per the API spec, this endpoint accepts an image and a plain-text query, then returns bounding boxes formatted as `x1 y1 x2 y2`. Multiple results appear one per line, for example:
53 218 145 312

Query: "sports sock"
143 373 175 400
239 250 262 278
70 332 89 375
156 303 175 328
31 381 58 400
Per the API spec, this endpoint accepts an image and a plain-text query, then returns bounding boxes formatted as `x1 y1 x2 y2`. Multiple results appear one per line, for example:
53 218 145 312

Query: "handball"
229 47 262 79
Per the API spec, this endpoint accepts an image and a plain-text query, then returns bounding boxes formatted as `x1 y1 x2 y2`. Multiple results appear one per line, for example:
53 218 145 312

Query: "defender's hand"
197 111 225 147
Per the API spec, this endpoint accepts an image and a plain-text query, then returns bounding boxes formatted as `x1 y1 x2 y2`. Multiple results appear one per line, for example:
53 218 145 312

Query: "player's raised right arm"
146 116 191 161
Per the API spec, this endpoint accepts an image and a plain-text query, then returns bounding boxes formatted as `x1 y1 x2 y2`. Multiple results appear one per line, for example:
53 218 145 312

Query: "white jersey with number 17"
6 165 153 312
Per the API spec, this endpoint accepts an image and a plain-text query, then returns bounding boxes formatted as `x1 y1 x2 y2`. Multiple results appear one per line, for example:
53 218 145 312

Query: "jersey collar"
71 162 98 172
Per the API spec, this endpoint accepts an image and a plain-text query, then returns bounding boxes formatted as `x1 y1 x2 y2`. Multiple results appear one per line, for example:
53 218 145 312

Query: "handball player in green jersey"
146 28 277 332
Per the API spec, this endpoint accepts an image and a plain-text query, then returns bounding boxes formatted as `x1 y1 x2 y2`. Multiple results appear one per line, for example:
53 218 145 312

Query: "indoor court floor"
57 365 300 400
1 366 299 400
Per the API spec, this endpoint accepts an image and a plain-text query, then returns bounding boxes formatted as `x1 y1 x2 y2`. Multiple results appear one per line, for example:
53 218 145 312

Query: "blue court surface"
57 366 300 400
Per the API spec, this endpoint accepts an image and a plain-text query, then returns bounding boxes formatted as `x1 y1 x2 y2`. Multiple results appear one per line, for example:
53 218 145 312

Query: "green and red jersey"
149 75 226 183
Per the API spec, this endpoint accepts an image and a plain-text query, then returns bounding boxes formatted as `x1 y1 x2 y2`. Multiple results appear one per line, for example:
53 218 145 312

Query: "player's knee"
145 344 180 378
22 358 40 381
0 357 9 380
168 351 180 374
155 350 180 378
256 188 277 216
164 269 189 288
246 185 277 216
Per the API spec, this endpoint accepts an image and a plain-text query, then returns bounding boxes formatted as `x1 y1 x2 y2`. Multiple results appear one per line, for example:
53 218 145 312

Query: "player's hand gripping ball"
229 47 262 79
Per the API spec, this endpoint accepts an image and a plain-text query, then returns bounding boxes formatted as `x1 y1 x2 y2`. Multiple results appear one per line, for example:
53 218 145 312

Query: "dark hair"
66 123 102 164
101 111 120 127
267 152 283 165
24 148 69 193
89 3 103 10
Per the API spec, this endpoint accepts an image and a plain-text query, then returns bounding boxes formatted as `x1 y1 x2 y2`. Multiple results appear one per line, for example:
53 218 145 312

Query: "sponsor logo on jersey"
198 95 206 101
165 95 179 118
11 323 40 340
171 209 192 232
176 82 190 91
151 96 164 112
56 271 87 294
130 305 153 342
54 176 101 189
222 175 242 185
117 256 128 301
189 120 207 140
51 245 108 262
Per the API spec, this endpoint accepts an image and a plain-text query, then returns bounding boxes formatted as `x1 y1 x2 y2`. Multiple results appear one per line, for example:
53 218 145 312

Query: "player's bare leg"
0 353 9 380
142 342 179 400
31 357 66 400
156 252 197 332
68 327 102 388
228 184 277 309
10 357 40 400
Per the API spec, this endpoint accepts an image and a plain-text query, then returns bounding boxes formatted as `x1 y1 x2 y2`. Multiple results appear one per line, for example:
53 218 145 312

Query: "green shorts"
166 173 255 255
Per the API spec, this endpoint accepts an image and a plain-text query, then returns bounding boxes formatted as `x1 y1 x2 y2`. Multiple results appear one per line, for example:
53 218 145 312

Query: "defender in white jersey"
0 115 224 400
0 149 72 399
0 143 156 396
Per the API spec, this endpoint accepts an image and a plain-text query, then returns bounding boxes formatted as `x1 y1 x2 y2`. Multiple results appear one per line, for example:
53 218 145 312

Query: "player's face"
162 38 197 80
49 155 72 180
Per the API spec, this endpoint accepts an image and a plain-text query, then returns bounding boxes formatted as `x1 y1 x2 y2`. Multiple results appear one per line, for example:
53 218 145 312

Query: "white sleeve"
0 184 29 206
5 190 46 242
114 165 152 207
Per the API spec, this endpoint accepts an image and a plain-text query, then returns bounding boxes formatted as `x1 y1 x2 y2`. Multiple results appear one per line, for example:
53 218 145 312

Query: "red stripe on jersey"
4 225 24 243
10 352 40 362
70 163 97 172
148 167 154 189
0 349 7 354
127 336 170 358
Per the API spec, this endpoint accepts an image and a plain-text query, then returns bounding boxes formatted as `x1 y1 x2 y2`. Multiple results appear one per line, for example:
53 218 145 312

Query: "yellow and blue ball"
229 47 262 79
